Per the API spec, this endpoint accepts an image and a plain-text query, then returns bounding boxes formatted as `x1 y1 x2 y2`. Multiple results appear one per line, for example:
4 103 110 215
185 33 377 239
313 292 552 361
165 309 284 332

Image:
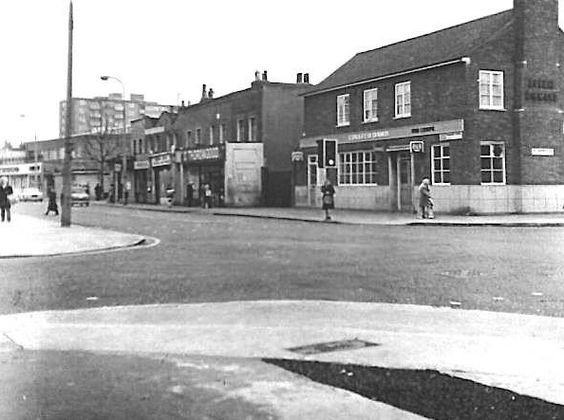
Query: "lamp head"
100 75 109 81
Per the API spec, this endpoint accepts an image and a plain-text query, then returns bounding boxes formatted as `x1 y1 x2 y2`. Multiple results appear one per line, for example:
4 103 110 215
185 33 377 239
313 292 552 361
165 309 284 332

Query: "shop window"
431 144 450 185
395 81 411 118
479 70 504 110
338 151 378 185
337 94 350 126
237 119 245 142
363 88 378 123
480 142 506 184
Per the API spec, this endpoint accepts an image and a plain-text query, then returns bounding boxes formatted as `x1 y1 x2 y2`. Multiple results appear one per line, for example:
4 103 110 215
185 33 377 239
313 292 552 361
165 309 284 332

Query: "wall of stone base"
295 185 564 214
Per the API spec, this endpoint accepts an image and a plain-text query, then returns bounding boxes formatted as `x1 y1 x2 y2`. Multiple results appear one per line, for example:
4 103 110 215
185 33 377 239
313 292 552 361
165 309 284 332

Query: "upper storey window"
395 82 411 118
337 94 350 127
479 70 504 110
363 88 378 123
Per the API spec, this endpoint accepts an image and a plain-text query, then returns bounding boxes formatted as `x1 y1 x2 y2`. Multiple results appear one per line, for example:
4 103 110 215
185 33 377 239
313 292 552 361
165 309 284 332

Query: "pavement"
2 207 564 418
0 213 146 258
93 200 564 226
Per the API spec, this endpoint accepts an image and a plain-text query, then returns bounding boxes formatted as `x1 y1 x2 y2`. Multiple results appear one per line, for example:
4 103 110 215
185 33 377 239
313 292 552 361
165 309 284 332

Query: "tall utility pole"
61 0 73 227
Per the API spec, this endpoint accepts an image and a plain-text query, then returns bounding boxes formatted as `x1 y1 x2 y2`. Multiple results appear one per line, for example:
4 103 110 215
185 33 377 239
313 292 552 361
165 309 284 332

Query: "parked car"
19 187 43 202
71 186 90 207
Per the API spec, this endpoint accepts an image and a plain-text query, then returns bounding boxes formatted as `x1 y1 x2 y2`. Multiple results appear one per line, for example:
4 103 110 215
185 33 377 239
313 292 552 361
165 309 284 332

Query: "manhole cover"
287 339 379 355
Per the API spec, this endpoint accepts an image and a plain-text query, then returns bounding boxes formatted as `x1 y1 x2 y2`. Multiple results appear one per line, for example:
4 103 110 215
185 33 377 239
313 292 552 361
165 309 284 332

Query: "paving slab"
0 215 145 258
0 300 562 408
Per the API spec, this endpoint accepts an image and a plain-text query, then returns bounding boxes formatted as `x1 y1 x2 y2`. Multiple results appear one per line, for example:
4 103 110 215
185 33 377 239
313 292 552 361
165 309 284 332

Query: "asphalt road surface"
3 202 564 317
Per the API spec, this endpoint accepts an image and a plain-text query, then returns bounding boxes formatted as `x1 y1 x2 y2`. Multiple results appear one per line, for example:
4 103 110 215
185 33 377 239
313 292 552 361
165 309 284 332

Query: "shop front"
149 152 173 205
183 145 225 207
133 158 150 203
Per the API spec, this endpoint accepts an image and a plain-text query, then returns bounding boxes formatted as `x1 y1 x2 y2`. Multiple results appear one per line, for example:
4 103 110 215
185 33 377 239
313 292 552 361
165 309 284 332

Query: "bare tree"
82 104 120 193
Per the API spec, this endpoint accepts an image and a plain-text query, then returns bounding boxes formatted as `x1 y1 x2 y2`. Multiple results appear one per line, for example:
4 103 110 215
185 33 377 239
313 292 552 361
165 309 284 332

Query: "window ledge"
336 122 350 127
394 115 411 120
479 107 506 112
362 119 379 124
480 183 507 186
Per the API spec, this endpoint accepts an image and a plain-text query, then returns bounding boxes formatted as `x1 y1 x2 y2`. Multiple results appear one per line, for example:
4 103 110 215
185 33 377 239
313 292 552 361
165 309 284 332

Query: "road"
2 202 564 316
2 202 564 419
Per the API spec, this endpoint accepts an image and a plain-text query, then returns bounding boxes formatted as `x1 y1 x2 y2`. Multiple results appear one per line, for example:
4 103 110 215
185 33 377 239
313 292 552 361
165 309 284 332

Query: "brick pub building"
295 0 564 214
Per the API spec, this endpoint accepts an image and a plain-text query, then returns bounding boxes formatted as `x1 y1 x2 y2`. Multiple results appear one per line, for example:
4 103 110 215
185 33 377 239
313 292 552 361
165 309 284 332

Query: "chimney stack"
255 71 261 81
208 88 214 99
304 73 310 84
262 70 268 81
201 84 207 100
296 73 303 83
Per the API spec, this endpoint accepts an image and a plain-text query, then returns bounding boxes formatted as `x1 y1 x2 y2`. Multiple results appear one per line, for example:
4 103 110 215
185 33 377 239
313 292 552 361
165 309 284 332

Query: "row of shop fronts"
132 143 263 207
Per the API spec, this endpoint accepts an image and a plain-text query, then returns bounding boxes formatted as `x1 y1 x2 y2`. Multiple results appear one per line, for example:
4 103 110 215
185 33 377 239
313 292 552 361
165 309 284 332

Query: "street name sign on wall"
531 148 555 156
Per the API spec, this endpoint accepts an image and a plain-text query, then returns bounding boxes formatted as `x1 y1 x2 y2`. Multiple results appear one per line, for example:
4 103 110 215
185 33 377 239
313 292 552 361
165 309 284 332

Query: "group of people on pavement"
319 176 434 221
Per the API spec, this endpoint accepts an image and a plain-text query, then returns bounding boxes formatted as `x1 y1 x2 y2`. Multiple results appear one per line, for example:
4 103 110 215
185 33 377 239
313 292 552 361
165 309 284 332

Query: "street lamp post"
100 75 127 204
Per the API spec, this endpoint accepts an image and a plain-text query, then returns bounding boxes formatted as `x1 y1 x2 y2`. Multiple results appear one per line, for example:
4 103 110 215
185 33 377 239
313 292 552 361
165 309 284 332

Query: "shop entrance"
390 150 414 212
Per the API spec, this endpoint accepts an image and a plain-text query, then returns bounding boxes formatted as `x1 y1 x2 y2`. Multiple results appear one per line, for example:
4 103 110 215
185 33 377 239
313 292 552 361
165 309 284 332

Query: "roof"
306 9 513 96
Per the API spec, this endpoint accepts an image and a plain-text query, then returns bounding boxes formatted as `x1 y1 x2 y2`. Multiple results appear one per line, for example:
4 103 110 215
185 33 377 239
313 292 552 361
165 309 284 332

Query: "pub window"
395 81 411 118
337 94 350 126
195 128 202 145
479 70 504 110
308 154 319 187
431 144 450 185
209 126 214 145
480 142 506 184
338 151 378 185
363 88 378 123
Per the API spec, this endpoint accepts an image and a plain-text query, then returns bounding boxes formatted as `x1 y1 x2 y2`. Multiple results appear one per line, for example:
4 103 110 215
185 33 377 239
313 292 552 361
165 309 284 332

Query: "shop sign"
526 78 558 103
531 148 554 156
114 163 122 172
145 126 165 135
151 153 172 167
348 130 390 142
185 146 222 162
291 151 304 162
439 132 463 141
410 141 424 153
134 160 150 170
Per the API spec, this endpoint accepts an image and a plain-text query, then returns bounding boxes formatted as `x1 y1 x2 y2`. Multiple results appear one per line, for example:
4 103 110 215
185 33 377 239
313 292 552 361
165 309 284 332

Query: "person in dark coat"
45 187 59 216
0 177 14 222
321 179 335 221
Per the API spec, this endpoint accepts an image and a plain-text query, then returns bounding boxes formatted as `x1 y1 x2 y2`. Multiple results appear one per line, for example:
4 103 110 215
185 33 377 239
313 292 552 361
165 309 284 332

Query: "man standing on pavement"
0 176 14 222
418 177 433 219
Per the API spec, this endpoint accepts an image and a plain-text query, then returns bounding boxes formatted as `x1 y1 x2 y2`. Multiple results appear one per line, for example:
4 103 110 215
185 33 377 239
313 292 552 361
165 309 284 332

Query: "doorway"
390 151 414 212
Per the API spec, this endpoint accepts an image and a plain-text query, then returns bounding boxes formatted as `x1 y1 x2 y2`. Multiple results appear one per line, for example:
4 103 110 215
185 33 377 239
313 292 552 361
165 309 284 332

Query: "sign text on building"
531 148 554 156
134 160 150 170
525 79 558 103
185 147 222 162
151 153 172 167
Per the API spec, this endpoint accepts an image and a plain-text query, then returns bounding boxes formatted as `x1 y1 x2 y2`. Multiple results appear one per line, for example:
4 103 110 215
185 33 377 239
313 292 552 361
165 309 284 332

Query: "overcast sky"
1 0 560 144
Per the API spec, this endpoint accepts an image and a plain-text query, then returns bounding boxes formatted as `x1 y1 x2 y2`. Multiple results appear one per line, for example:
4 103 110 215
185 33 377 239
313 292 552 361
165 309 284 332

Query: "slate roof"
306 9 513 95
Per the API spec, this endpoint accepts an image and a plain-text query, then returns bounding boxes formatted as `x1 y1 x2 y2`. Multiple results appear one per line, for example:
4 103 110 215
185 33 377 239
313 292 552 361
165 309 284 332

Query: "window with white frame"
395 81 411 118
338 151 378 185
237 119 245 142
480 142 506 184
337 94 350 126
479 70 504 110
431 144 450 185
363 88 378 123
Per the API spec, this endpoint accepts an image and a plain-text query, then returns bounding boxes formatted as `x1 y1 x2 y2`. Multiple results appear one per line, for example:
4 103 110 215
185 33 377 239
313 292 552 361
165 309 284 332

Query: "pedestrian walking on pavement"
418 177 434 219
45 187 59 216
124 179 132 205
321 179 335 221
203 184 213 209
0 176 14 222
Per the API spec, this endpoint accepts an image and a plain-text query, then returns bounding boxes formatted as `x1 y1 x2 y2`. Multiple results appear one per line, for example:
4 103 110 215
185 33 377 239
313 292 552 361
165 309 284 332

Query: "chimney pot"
208 88 214 99
304 73 310 84
262 70 268 81
255 71 261 81
202 84 207 99
297 73 303 83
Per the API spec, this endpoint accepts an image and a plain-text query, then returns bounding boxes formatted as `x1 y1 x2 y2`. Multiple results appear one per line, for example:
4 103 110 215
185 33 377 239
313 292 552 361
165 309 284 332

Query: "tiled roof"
306 10 513 95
